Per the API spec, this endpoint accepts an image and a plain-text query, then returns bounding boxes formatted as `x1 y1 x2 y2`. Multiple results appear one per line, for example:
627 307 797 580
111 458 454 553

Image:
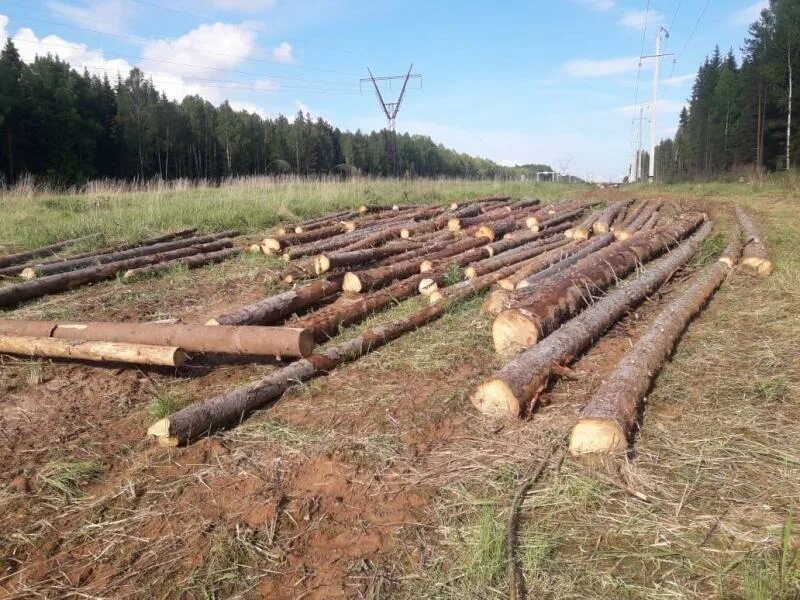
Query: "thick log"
0 334 186 367
470 221 713 418
20 230 238 280
448 206 514 232
314 242 420 275
464 237 571 279
474 217 521 241
492 214 704 354
0 319 314 358
568 208 607 240
208 277 344 326
569 228 742 455
735 206 773 275
0 240 234 308
615 200 664 240
0 234 102 270
342 237 484 293
592 200 632 235
639 210 660 233
122 247 242 281
148 235 533 446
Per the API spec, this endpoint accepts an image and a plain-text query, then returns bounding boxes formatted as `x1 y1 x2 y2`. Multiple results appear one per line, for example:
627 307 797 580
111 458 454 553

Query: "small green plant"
38 461 105 500
26 360 45 386
444 261 463 286
147 390 190 420
740 513 800 599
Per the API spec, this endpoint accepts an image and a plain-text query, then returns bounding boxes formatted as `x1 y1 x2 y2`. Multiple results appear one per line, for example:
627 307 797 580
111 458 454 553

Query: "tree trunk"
20 231 238 280
261 222 352 253
314 242 420 275
464 237 571 279
292 211 356 234
470 221 713 418
122 247 241 281
569 229 742 454
515 233 615 290
0 234 102 270
0 334 186 367
495 241 582 291
615 200 664 240
492 214 704 355
592 200 633 235
0 319 314 358
208 277 344 326
735 206 773 275
0 240 234 308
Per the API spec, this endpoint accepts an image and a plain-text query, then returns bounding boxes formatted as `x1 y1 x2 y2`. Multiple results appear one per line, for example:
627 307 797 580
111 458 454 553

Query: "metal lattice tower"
361 65 422 175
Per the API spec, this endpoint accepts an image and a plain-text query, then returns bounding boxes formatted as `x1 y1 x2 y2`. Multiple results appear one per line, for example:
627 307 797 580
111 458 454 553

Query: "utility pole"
557 158 572 183
631 105 648 182
646 27 670 183
361 65 422 177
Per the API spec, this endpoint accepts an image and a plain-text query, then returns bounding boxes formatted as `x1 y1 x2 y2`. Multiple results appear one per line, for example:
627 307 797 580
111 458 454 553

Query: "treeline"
0 39 543 186
655 0 800 180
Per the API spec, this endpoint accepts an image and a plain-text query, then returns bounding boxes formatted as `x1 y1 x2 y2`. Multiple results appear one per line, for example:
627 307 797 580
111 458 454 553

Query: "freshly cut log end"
525 217 539 230
449 202 459 210
400 229 411 239
447 218 461 232
205 319 220 326
593 222 609 235
419 260 434 273
283 274 294 284
392 204 400 211
475 225 495 241
482 289 512 315
418 278 438 296
564 229 574 239
428 290 444 304
276 227 287 237
342 221 357 232
342 271 363 293
147 418 180 446
470 379 522 418
741 256 774 276
314 255 331 275
358 205 369 214
497 278 515 291
294 226 304 234
247 244 262 254
615 230 632 241
493 310 539 355
568 419 626 455
260 238 282 254
464 266 478 279
571 227 591 241
19 268 37 281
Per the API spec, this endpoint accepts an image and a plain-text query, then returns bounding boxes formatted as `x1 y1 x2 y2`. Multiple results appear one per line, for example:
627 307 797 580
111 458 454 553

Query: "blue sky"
0 0 768 180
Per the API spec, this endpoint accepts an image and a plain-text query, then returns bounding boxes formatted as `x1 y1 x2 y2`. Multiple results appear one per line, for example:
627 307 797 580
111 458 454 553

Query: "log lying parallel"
735 206 773 275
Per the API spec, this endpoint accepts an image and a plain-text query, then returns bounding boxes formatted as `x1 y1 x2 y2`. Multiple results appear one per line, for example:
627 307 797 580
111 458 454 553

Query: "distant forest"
655 0 800 180
0 39 551 186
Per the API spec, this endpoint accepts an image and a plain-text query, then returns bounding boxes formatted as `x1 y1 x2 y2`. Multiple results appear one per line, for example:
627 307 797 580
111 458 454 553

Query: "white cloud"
48 0 135 36
619 10 663 30
731 1 768 26
573 0 615 11
272 41 294 63
142 22 258 78
294 100 311 118
209 0 276 11
229 100 271 119
565 56 641 77
663 73 695 87
0 14 8 40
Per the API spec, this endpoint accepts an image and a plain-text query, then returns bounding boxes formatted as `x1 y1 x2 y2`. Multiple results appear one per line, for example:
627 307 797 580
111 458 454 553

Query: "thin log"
314 242 420 275
615 201 664 240
261 222 352 253
735 206 773 275
0 234 102 270
148 236 533 446
208 277 344 326
515 233 616 290
400 204 482 238
0 240 234 308
528 207 589 232
497 241 582 290
20 230 238 280
0 319 314 358
526 201 591 229
592 200 633 235
614 201 647 231
639 210 660 233
0 334 186 367
122 247 242 281
569 208 607 240
569 228 742 455
292 211 355 233
464 237 571 279
470 221 713 418
492 214 704 354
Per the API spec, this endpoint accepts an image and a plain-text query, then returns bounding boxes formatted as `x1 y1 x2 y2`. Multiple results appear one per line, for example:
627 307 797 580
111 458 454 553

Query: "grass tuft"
37 460 105 500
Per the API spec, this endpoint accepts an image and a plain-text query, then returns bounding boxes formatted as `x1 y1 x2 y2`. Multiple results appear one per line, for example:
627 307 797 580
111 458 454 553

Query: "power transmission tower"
361 65 422 176
557 158 572 183
631 106 649 182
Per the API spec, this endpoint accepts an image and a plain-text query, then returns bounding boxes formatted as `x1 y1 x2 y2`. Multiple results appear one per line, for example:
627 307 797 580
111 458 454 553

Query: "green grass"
37 460 105 500
146 389 191 421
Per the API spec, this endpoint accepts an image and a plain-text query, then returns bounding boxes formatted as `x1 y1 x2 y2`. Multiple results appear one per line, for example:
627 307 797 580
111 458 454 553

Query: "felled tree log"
592 200 632 235
342 237 484 293
0 240 235 308
470 221 713 418
19 230 238 280
448 206 515 231
613 201 646 232
569 227 742 455
735 206 773 275
464 237 571 279
525 201 590 229
122 248 242 281
528 207 588 232
615 200 663 240
0 234 103 270
496 241 582 290
568 208 607 240
514 233 615 290
148 235 535 446
474 217 522 241
492 214 704 354
314 242 420 275
0 319 314 358
639 210 660 233
292 211 355 234
208 277 344 326
0 334 186 367
400 204 482 238
261 222 353 253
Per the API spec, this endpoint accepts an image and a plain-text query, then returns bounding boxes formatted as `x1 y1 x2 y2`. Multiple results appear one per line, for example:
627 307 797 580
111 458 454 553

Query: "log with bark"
0 334 187 367
313 241 420 275
19 230 238 280
592 200 633 235
291 211 355 234
0 234 102 270
400 204 482 238
612 201 646 232
614 200 663 240
464 237 572 279
496 241 583 290
527 207 589 232
470 221 713 418
491 214 704 355
0 319 314 358
122 247 242 281
260 222 353 253
148 234 539 446
525 201 591 229
735 206 773 275
567 208 607 240
569 226 742 455
514 233 615 290
208 276 344 326
0 240 235 308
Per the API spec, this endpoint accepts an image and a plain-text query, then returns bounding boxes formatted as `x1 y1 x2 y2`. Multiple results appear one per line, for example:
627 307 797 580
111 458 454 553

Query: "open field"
0 178 798 599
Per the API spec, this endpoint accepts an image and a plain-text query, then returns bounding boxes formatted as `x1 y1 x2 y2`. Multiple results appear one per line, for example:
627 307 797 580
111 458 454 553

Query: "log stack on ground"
592 200 632 235
0 234 102 270
123 247 242 281
568 225 742 455
735 206 773 275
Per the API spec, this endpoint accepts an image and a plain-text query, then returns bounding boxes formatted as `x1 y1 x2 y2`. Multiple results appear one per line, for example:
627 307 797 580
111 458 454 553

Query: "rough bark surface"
470 221 713 418
592 200 632 234
465 237 571 279
569 231 742 454
315 242 419 274
615 201 663 240
492 214 704 354
123 247 241 280
514 233 615 290
0 235 100 270
735 206 773 275
496 241 582 291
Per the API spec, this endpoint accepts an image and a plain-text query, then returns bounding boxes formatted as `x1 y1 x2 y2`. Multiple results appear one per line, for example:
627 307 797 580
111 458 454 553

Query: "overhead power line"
670 0 713 76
